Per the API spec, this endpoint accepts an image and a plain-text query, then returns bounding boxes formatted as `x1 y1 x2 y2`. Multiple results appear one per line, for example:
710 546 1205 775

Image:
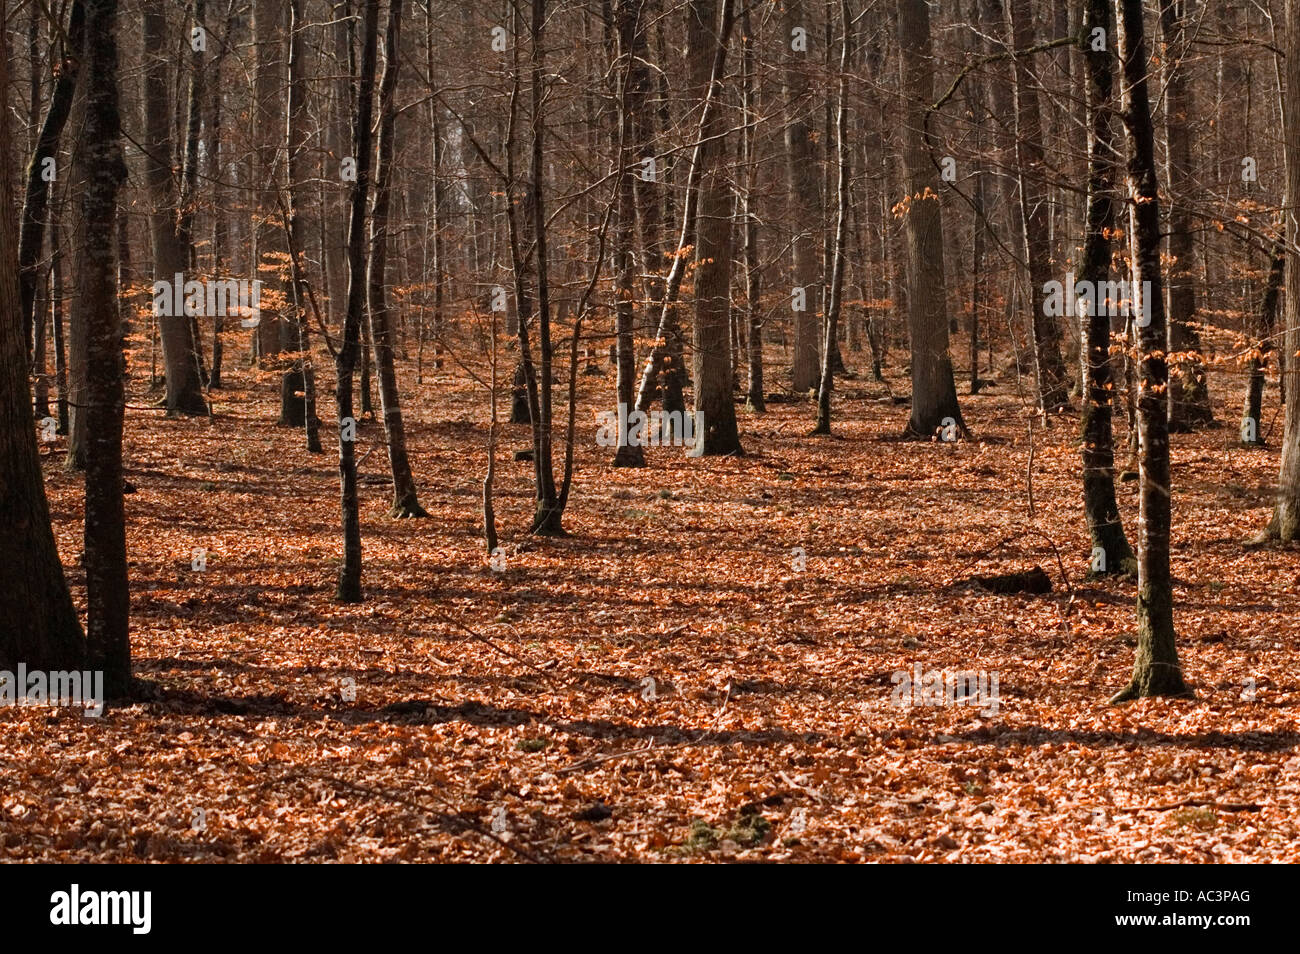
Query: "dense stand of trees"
7 0 1300 704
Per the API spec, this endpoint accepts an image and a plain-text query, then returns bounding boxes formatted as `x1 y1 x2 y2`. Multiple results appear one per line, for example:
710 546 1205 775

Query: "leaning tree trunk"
1160 0 1213 430
18 0 85 359
897 0 964 437
336 0 381 602
367 0 426 514
0 18 86 673
687 0 742 456
80 0 131 696
1079 0 1135 576
1007 0 1070 412
1111 0 1189 701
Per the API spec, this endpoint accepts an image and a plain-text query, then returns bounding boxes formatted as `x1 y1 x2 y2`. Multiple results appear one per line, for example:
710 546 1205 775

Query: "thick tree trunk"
0 17 86 674
80 0 131 696
142 0 207 417
687 0 742 457
1007 0 1070 412
1111 0 1189 701
897 0 964 437
1079 0 1135 576
367 0 425 513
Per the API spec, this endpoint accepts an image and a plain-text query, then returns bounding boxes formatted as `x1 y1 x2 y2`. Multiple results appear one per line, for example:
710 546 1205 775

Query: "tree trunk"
897 0 964 437
18 0 85 360
80 0 131 696
0 15 86 674
142 0 207 416
1243 241 1284 447
1160 0 1213 430
687 0 741 456
367 0 425 513
1111 0 1189 701
783 0 822 394
741 0 764 412
1079 0 1135 576
336 0 381 602
285 0 322 452
612 0 646 467
1007 0 1070 412
814 0 851 435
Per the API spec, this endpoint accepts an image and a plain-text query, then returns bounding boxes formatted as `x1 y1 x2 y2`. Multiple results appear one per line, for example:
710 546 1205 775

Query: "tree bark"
1111 0 1189 701
783 0 822 394
80 0 131 696
1007 0 1071 412
1079 0 1135 576
367 0 426 513
142 0 207 416
1159 0 1213 430
897 0 964 437
687 0 742 456
336 0 381 602
0 12 86 674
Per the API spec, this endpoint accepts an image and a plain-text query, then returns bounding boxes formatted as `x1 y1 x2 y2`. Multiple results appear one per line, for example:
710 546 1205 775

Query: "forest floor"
6 333 1300 863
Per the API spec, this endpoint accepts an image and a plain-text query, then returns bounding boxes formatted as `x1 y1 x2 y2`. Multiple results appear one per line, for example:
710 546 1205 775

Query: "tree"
1111 0 1189 702
1159 0 1213 430
80 0 131 695
782 0 822 394
18 0 84 361
1006 0 1070 412
1265 0 1300 541
687 0 742 457
141 0 207 417
1079 0 1134 575
336 0 382 602
813 0 851 435
896 0 964 438
0 8 85 673
367 0 427 514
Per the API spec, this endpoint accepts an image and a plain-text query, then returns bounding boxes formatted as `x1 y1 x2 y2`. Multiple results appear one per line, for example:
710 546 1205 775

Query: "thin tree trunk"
336 0 381 602
1243 240 1284 446
1007 0 1070 412
1160 0 1213 430
814 0 851 435
783 0 822 394
368 0 425 513
1111 0 1189 701
1079 0 1135 576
